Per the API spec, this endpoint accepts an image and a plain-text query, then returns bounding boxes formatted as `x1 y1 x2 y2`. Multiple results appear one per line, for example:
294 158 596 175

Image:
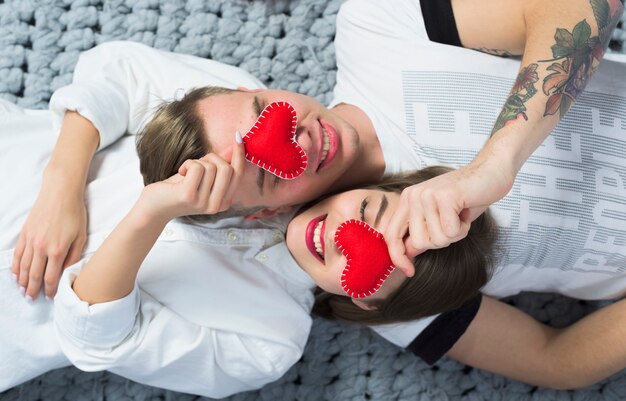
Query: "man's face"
197 89 361 209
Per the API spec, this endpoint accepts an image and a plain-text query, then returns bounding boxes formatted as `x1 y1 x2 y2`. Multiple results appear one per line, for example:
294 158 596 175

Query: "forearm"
44 111 99 194
72 205 169 305
465 0 623 174
540 298 626 389
449 297 626 390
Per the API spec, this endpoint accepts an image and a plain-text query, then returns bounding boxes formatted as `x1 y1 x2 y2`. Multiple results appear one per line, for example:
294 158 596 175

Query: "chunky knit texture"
1 0 626 400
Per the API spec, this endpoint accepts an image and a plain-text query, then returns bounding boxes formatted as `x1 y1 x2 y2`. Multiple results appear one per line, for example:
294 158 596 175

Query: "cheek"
319 256 348 294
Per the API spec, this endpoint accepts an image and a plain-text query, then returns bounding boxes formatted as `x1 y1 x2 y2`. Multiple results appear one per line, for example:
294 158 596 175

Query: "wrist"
130 197 174 230
477 132 524 179
41 165 87 196
469 144 517 198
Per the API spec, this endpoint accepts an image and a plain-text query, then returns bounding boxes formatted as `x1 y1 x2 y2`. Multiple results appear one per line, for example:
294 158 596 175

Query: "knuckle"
205 163 217 174
34 239 47 252
48 247 62 259
181 190 197 204
44 276 57 287
29 271 42 283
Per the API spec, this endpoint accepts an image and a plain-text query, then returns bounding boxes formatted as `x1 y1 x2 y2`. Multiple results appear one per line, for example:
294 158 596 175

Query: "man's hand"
385 160 513 276
11 179 87 301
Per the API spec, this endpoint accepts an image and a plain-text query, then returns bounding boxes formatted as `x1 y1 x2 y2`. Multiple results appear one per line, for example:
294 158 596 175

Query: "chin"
285 219 301 257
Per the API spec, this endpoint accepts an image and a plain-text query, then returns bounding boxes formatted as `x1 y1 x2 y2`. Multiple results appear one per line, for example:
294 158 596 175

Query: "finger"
25 251 47 301
11 233 26 280
421 194 449 248
223 132 246 207
182 161 207 192
63 236 86 269
403 237 424 259
464 206 487 224
43 253 65 300
196 156 226 212
178 159 197 177
18 245 34 292
439 202 464 240
385 199 415 277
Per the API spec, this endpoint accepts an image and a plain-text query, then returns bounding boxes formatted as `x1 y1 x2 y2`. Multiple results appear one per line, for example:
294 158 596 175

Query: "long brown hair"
312 166 499 325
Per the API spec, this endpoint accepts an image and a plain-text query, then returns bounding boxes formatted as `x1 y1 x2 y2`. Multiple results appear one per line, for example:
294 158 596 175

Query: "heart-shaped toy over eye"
334 219 395 298
242 101 308 179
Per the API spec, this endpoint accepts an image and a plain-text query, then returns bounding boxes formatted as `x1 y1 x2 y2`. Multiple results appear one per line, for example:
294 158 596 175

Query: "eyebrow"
253 95 266 195
374 194 389 228
253 95 263 116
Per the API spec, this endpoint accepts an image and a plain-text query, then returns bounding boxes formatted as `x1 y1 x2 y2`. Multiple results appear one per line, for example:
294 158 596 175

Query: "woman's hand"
138 134 245 222
385 159 513 276
11 175 88 301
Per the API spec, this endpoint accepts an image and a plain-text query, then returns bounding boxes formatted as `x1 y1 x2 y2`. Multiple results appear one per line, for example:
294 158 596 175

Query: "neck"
330 103 385 192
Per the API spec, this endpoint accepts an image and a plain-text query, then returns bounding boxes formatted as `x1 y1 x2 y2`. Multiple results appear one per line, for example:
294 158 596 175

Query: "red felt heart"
334 219 395 298
243 101 307 179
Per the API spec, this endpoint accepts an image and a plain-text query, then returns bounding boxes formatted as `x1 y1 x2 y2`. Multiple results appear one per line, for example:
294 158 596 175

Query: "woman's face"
197 89 361 210
286 188 407 303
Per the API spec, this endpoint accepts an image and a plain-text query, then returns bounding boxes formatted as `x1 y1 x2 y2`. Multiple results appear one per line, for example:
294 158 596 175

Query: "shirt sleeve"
372 295 482 365
49 41 265 151
53 262 304 398
419 0 463 47
406 295 482 364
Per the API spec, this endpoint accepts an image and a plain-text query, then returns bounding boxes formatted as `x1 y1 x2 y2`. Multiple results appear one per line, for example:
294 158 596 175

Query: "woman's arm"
387 0 624 275
448 296 626 389
54 143 304 399
72 141 244 304
12 111 98 300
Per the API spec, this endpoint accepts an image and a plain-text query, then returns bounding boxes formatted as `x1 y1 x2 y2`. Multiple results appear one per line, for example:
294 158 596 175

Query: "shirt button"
227 232 238 241
273 233 283 243
164 228 174 237
258 254 268 261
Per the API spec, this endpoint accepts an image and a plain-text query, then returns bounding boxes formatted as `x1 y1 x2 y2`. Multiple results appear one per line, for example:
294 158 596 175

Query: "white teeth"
313 220 324 258
320 128 330 165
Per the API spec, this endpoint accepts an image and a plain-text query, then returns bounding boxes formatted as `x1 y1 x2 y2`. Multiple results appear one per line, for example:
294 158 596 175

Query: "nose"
325 207 354 260
295 125 314 159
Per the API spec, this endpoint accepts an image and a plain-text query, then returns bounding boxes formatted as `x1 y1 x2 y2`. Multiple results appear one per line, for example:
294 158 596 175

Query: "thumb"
461 205 488 223
404 236 424 259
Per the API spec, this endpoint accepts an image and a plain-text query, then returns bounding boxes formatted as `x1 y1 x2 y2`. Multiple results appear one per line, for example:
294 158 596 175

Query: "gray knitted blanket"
2 1 626 400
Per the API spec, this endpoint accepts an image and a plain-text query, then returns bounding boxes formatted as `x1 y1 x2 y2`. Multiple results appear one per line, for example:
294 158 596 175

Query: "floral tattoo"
473 48 516 58
492 0 624 135
492 64 539 133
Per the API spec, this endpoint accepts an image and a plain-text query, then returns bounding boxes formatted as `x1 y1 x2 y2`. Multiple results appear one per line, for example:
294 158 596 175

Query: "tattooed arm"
387 0 624 275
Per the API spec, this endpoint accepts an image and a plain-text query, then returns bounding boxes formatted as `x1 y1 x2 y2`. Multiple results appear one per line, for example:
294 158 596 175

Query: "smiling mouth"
315 121 338 172
319 127 330 167
306 215 327 262
313 218 326 260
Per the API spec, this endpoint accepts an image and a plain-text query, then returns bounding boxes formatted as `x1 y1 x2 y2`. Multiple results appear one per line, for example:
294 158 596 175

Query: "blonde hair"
135 86 258 221
136 86 237 187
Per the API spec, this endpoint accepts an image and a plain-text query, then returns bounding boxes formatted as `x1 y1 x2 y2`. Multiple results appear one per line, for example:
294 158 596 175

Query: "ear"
244 205 295 220
351 298 379 311
237 86 264 93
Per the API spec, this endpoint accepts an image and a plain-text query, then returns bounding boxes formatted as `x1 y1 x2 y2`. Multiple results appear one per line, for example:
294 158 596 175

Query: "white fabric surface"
331 0 626 347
